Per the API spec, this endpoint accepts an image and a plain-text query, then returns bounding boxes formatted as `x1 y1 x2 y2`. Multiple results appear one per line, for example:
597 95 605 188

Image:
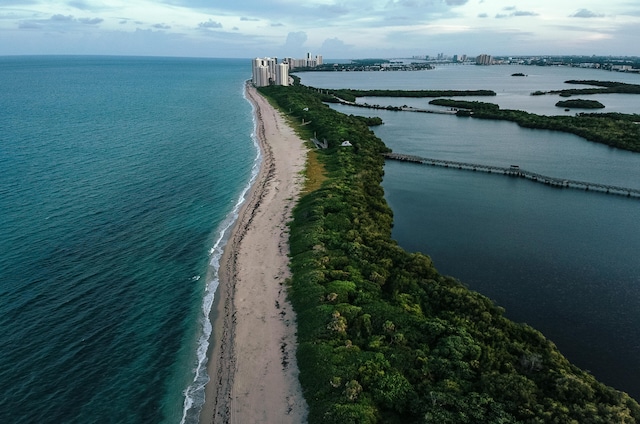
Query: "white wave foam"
179 82 262 424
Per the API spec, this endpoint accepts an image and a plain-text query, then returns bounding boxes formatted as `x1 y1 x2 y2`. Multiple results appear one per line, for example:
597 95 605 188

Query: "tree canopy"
258 82 640 423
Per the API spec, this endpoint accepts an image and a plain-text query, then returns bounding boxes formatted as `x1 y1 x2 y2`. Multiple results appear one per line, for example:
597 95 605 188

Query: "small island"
555 99 605 109
511 72 527 77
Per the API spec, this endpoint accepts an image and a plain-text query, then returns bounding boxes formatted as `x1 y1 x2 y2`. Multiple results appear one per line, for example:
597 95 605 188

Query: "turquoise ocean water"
0 56 257 423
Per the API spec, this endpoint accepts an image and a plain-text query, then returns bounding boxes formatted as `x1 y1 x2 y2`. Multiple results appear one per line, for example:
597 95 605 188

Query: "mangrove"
555 99 605 109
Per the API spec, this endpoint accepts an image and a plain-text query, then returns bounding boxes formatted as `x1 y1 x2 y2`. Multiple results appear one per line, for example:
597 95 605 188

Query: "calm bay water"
301 65 640 400
0 56 256 423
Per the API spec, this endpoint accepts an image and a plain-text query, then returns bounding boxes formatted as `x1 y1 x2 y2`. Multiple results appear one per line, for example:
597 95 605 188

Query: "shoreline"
199 83 308 423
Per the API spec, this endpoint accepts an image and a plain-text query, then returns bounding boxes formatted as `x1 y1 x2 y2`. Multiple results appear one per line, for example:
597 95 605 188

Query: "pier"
383 152 640 198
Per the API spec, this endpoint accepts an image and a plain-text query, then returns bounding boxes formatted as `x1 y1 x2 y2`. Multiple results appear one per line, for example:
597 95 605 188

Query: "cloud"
78 17 103 24
477 13 488 18
512 11 538 17
570 9 604 18
18 21 41 29
0 0 39 4
198 19 222 29
271 23 284 27
68 1 93 10
283 31 307 49
240 17 259 21
317 3 350 15
495 8 539 18
18 13 104 29
51 14 74 22
320 37 353 56
152 23 171 29
445 0 468 5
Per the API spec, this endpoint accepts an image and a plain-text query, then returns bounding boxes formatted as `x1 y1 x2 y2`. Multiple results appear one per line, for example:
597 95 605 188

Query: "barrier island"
258 81 640 423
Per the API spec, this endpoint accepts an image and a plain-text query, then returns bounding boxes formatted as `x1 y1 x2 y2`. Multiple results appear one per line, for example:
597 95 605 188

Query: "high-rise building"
475 54 493 65
252 58 267 86
284 54 323 69
252 53 321 86
256 65 269 86
252 57 289 87
276 62 289 86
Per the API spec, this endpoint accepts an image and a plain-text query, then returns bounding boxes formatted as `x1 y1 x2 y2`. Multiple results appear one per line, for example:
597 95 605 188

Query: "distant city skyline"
1 1 639 58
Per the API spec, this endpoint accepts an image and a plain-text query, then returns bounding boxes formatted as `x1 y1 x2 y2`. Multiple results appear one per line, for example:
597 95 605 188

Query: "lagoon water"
301 65 640 400
0 57 256 423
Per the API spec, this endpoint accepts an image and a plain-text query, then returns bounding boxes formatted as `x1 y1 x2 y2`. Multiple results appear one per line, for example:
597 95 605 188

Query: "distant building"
475 54 493 65
284 53 323 69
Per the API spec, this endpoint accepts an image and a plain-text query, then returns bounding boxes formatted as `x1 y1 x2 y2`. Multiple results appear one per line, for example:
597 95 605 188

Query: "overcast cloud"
0 0 638 57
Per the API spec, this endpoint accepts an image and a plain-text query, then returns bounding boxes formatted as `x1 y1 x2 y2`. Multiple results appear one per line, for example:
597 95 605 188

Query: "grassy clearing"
278 110 328 195
301 148 327 194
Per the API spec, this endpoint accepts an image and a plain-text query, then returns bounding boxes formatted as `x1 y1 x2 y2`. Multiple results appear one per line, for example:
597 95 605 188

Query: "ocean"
300 65 640 400
0 56 257 423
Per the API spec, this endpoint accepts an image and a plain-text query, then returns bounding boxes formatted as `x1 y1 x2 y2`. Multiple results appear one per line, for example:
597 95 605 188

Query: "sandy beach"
199 83 308 424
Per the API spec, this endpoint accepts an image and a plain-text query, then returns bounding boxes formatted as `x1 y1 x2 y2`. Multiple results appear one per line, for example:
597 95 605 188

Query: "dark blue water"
0 56 257 423
384 163 640 397
301 67 640 400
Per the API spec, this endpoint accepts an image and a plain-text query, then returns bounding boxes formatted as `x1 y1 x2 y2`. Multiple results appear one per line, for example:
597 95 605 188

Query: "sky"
1 0 639 58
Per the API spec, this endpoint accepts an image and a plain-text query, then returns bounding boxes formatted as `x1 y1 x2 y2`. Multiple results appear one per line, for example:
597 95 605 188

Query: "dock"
383 152 640 198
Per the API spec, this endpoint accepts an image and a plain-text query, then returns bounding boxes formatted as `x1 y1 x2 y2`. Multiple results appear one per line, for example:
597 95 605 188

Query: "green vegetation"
258 83 640 423
429 98 500 112
555 99 605 109
532 80 640 96
429 99 640 152
301 147 327 194
353 115 384 126
352 59 391 65
329 89 496 103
